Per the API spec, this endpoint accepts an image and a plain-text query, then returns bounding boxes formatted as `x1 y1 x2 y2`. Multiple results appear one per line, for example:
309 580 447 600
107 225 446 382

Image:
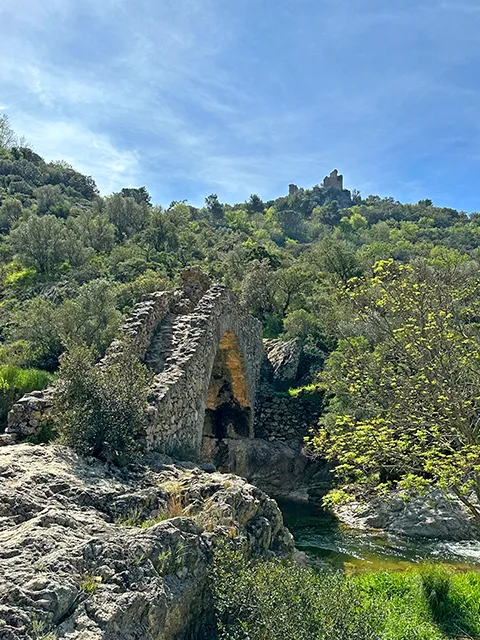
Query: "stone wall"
322 169 344 190
4 272 264 463
146 286 264 460
255 389 323 442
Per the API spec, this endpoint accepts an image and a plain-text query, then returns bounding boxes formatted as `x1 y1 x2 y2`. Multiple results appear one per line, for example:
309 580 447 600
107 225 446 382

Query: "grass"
80 574 101 594
353 566 480 640
115 493 185 528
0 364 52 426
210 547 480 640
288 382 322 398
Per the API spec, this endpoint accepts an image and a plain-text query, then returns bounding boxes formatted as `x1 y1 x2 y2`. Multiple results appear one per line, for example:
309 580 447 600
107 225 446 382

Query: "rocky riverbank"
0 444 293 640
334 490 478 541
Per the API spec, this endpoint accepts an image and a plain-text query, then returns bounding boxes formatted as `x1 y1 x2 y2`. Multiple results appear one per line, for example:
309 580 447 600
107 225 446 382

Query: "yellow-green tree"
311 259 480 524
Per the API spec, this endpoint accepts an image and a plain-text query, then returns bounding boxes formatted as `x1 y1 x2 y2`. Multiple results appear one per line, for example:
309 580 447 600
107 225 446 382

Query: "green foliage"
80 574 101 594
210 545 380 640
54 343 151 465
0 365 52 426
57 279 123 354
211 549 480 640
10 214 68 273
356 567 480 640
4 114 480 510
311 259 480 522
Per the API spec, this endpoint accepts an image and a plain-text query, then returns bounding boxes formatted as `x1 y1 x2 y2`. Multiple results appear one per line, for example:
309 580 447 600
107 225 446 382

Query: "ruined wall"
3 290 181 444
145 286 264 459
322 169 344 190
4 274 264 462
255 389 323 442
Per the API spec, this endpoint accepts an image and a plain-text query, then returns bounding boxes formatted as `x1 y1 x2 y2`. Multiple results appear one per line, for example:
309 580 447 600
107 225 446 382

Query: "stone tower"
288 183 299 196
322 169 343 190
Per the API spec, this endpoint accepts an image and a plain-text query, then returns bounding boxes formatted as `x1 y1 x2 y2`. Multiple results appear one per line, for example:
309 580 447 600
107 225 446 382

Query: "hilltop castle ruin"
289 169 344 195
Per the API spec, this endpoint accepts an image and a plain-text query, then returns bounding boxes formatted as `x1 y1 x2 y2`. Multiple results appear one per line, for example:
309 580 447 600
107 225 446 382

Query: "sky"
1 0 480 211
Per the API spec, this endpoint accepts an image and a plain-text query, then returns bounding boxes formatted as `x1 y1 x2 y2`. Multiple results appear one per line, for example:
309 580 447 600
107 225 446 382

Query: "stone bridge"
4 269 264 462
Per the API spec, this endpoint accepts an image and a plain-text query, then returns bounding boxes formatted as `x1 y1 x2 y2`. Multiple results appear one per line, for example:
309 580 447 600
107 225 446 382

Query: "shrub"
53 343 151 465
0 365 52 427
209 546 380 640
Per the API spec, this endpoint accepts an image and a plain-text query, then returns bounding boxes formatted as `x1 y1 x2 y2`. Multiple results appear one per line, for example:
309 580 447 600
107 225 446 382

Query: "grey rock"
203 437 330 501
335 490 477 540
0 443 293 640
264 338 302 389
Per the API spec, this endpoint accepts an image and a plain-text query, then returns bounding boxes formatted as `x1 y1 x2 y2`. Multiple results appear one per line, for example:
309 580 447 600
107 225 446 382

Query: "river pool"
278 499 480 573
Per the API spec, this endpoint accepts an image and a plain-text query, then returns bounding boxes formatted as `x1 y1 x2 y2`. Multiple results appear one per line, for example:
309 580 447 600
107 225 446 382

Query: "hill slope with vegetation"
2 114 480 522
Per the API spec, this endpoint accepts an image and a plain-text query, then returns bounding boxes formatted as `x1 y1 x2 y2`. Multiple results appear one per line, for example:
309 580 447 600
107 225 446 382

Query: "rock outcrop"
0 444 293 640
335 490 477 541
202 437 330 502
263 338 302 390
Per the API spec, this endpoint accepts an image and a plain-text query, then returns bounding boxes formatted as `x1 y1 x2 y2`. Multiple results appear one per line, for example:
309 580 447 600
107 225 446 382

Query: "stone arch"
202 331 253 465
145 287 264 461
5 277 265 455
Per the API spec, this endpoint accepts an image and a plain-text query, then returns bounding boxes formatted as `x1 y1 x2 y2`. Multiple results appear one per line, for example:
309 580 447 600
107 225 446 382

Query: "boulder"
263 338 302 389
202 437 330 502
335 490 478 540
0 444 293 640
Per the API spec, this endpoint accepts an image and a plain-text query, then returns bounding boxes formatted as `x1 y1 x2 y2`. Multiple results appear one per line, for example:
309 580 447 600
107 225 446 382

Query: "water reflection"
278 498 480 572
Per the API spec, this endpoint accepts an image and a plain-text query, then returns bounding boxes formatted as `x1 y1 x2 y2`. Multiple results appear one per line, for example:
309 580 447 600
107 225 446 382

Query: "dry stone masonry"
4 269 323 487
4 269 264 463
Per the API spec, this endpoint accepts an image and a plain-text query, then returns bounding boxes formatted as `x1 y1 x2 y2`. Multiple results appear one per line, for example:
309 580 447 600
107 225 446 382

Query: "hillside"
1 116 477 385
2 115 480 513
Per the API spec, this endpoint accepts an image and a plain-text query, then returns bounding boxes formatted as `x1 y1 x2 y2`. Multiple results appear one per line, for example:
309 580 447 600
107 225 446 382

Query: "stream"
278 499 480 573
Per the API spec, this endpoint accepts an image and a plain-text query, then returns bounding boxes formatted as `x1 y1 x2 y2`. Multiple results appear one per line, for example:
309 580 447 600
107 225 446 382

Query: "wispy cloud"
13 114 141 194
1 0 480 209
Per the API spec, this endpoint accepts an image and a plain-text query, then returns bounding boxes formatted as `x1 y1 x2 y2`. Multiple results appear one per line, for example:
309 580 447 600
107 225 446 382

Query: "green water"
278 499 480 573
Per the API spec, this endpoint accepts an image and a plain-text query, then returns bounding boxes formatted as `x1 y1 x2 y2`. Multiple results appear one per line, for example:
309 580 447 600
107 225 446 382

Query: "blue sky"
1 0 480 211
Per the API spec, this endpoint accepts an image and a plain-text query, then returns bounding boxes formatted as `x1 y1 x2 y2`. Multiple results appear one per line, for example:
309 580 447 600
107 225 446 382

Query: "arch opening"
201 331 252 467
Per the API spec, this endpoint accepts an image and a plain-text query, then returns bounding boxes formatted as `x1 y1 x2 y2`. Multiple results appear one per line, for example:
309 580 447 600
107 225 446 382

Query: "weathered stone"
8 280 264 464
201 437 330 501
263 338 302 389
335 490 477 540
0 444 293 640
322 169 344 190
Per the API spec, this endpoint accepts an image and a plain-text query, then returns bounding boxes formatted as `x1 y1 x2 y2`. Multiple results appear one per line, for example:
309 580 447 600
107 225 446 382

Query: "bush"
210 549 480 640
53 343 151 465
0 365 52 427
209 546 380 640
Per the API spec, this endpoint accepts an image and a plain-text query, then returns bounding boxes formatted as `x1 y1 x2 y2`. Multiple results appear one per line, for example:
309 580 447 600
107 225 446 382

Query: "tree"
35 184 64 215
247 193 264 214
10 214 67 274
240 259 275 321
8 298 63 371
57 279 123 355
0 114 26 149
69 209 116 253
311 259 480 525
312 201 342 227
105 193 149 239
313 236 362 284
283 309 319 342
273 264 315 316
120 186 151 206
0 197 22 232
205 194 224 223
